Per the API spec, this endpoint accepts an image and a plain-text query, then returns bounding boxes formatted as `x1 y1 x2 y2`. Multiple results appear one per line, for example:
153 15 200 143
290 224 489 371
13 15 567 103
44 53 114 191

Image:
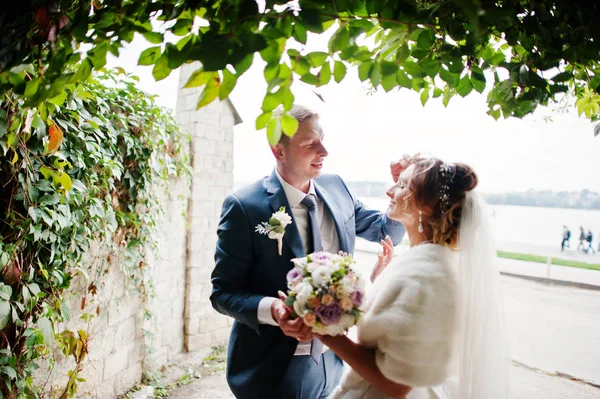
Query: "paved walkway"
163 247 600 399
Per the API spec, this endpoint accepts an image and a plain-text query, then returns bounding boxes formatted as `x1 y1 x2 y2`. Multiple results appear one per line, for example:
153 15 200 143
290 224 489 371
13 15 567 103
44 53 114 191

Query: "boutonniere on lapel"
255 206 292 256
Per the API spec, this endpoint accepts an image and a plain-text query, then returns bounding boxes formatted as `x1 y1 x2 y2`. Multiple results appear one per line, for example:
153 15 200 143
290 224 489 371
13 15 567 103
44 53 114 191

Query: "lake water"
360 197 600 249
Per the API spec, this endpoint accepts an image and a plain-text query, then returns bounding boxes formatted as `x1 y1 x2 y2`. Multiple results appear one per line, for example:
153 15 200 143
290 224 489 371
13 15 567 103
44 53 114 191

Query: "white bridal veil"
454 191 510 399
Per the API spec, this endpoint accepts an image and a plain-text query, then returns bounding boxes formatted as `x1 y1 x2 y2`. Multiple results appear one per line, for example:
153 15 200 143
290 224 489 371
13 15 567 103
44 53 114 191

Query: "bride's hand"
371 235 394 282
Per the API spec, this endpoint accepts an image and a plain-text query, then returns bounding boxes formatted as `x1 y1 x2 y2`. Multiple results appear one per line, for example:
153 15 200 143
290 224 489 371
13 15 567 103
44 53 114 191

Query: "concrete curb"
500 272 600 291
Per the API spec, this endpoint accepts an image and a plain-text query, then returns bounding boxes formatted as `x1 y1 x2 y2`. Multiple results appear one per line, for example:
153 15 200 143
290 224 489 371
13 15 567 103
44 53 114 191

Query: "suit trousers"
273 351 344 399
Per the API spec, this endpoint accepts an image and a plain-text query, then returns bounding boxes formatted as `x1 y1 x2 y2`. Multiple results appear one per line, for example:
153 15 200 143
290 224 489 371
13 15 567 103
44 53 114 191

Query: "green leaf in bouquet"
284 294 296 308
268 217 281 226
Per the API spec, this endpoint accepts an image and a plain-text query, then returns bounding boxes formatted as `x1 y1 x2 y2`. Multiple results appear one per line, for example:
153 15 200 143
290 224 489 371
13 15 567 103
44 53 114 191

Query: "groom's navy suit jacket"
210 171 405 399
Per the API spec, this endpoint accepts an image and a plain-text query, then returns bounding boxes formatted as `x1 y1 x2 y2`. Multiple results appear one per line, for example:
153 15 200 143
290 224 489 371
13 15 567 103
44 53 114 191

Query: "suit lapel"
314 181 350 253
265 171 306 259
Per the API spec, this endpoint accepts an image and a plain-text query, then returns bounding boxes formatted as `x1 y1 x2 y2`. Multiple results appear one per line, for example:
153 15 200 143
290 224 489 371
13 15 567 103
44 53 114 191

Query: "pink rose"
321 294 334 305
303 312 317 327
340 297 353 312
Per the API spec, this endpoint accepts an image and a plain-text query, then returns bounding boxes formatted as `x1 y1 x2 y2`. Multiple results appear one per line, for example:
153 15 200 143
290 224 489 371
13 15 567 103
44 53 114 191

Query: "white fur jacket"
330 244 459 399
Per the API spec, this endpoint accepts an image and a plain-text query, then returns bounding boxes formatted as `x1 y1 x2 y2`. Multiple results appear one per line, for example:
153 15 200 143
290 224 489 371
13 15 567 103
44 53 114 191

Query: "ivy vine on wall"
0 68 190 398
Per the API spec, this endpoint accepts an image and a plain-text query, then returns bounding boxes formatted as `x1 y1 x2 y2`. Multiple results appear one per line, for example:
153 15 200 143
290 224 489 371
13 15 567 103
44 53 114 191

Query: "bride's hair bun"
454 163 478 193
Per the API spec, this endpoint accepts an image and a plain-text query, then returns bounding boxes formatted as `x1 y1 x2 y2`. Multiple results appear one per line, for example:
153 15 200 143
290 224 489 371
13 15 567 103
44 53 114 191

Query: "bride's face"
386 165 418 223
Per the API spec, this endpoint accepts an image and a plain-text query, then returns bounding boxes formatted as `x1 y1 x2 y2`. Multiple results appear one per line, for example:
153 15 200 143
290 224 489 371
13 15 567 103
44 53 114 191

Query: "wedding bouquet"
284 251 365 336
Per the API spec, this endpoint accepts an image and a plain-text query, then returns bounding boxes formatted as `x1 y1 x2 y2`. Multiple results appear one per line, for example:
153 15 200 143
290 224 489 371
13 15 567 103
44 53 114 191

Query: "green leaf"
333 61 347 83
0 284 11 301
443 90 455 107
235 54 254 76
40 166 53 180
171 19 193 36
358 61 373 82
456 76 473 97
488 107 501 120
433 87 443 98
420 89 430 106
1 366 16 380
48 91 67 107
196 76 220 109
471 71 486 93
256 112 272 130
58 172 72 191
370 63 382 87
419 58 440 78
439 67 455 87
307 52 329 67
138 46 161 66
317 63 331 86
219 69 237 100
262 92 282 112
292 57 311 76
329 26 350 53
76 58 93 81
551 71 572 83
396 70 412 88
152 55 172 81
417 29 435 50
293 23 307 44
184 69 212 88
87 43 108 69
266 116 282 146
381 74 397 92
281 113 299 137
39 194 61 205
24 78 39 98
28 207 37 223
0 301 9 330
283 294 296 308
143 32 164 44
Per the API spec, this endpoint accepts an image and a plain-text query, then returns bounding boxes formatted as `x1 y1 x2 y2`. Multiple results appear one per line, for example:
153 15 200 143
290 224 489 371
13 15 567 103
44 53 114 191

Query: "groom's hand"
271 299 314 342
390 154 411 182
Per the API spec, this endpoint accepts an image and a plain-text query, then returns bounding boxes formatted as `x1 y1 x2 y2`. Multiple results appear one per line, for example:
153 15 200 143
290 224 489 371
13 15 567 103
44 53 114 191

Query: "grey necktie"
300 194 323 253
300 193 324 364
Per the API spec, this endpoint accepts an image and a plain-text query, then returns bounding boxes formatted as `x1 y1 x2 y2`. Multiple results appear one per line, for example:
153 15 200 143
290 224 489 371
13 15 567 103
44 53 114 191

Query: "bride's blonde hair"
404 157 478 249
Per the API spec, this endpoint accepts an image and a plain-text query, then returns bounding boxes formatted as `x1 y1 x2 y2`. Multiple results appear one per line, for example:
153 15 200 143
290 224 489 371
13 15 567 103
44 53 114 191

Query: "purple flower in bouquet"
350 291 363 306
315 303 343 325
286 267 304 283
310 251 333 263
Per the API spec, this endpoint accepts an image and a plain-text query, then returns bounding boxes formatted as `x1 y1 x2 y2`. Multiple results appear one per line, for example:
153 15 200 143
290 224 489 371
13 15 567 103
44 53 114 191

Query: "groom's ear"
271 144 284 161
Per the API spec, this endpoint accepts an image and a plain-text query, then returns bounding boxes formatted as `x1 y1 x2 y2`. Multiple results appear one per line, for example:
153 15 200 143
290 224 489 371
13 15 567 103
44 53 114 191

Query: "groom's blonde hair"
277 105 320 146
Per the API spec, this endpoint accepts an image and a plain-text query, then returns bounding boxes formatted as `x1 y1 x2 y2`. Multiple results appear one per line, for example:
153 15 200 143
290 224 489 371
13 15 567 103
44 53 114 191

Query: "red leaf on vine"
47 25 57 44
47 122 63 153
58 15 69 29
34 6 49 28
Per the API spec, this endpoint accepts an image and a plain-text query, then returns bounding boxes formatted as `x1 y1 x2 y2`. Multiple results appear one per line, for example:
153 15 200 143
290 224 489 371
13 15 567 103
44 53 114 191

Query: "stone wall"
38 62 238 397
176 62 237 352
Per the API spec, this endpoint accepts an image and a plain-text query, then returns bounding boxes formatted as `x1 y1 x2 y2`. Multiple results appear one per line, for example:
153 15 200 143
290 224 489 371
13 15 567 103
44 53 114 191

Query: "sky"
107 28 600 195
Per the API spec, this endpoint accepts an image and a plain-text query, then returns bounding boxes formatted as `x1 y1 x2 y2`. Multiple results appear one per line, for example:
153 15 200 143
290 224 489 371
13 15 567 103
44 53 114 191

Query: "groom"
210 105 405 399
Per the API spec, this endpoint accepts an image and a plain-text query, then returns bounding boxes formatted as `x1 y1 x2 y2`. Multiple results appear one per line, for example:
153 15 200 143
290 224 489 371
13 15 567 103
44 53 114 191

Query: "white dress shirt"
257 171 340 354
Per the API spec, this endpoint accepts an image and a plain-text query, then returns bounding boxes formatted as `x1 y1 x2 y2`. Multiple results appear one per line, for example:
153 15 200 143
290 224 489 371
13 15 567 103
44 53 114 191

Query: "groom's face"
278 118 328 183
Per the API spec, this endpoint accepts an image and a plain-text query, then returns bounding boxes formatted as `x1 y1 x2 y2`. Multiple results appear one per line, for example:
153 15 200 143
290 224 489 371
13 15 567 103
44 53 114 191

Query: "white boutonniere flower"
255 206 292 255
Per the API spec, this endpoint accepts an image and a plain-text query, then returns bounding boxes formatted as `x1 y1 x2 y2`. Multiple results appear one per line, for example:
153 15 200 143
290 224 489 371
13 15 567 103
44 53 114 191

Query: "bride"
320 155 510 399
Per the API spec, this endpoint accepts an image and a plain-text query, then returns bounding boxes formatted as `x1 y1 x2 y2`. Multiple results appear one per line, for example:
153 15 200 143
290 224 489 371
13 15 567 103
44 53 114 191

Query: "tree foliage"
0 68 189 397
1 1 599 142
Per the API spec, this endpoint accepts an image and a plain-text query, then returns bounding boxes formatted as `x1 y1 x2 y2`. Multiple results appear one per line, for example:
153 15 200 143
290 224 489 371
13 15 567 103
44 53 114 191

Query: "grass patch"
497 250 600 271
202 345 226 375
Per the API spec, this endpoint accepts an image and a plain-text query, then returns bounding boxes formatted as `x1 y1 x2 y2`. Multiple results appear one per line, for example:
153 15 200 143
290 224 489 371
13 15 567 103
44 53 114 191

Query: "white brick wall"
177 62 235 352
35 61 238 397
